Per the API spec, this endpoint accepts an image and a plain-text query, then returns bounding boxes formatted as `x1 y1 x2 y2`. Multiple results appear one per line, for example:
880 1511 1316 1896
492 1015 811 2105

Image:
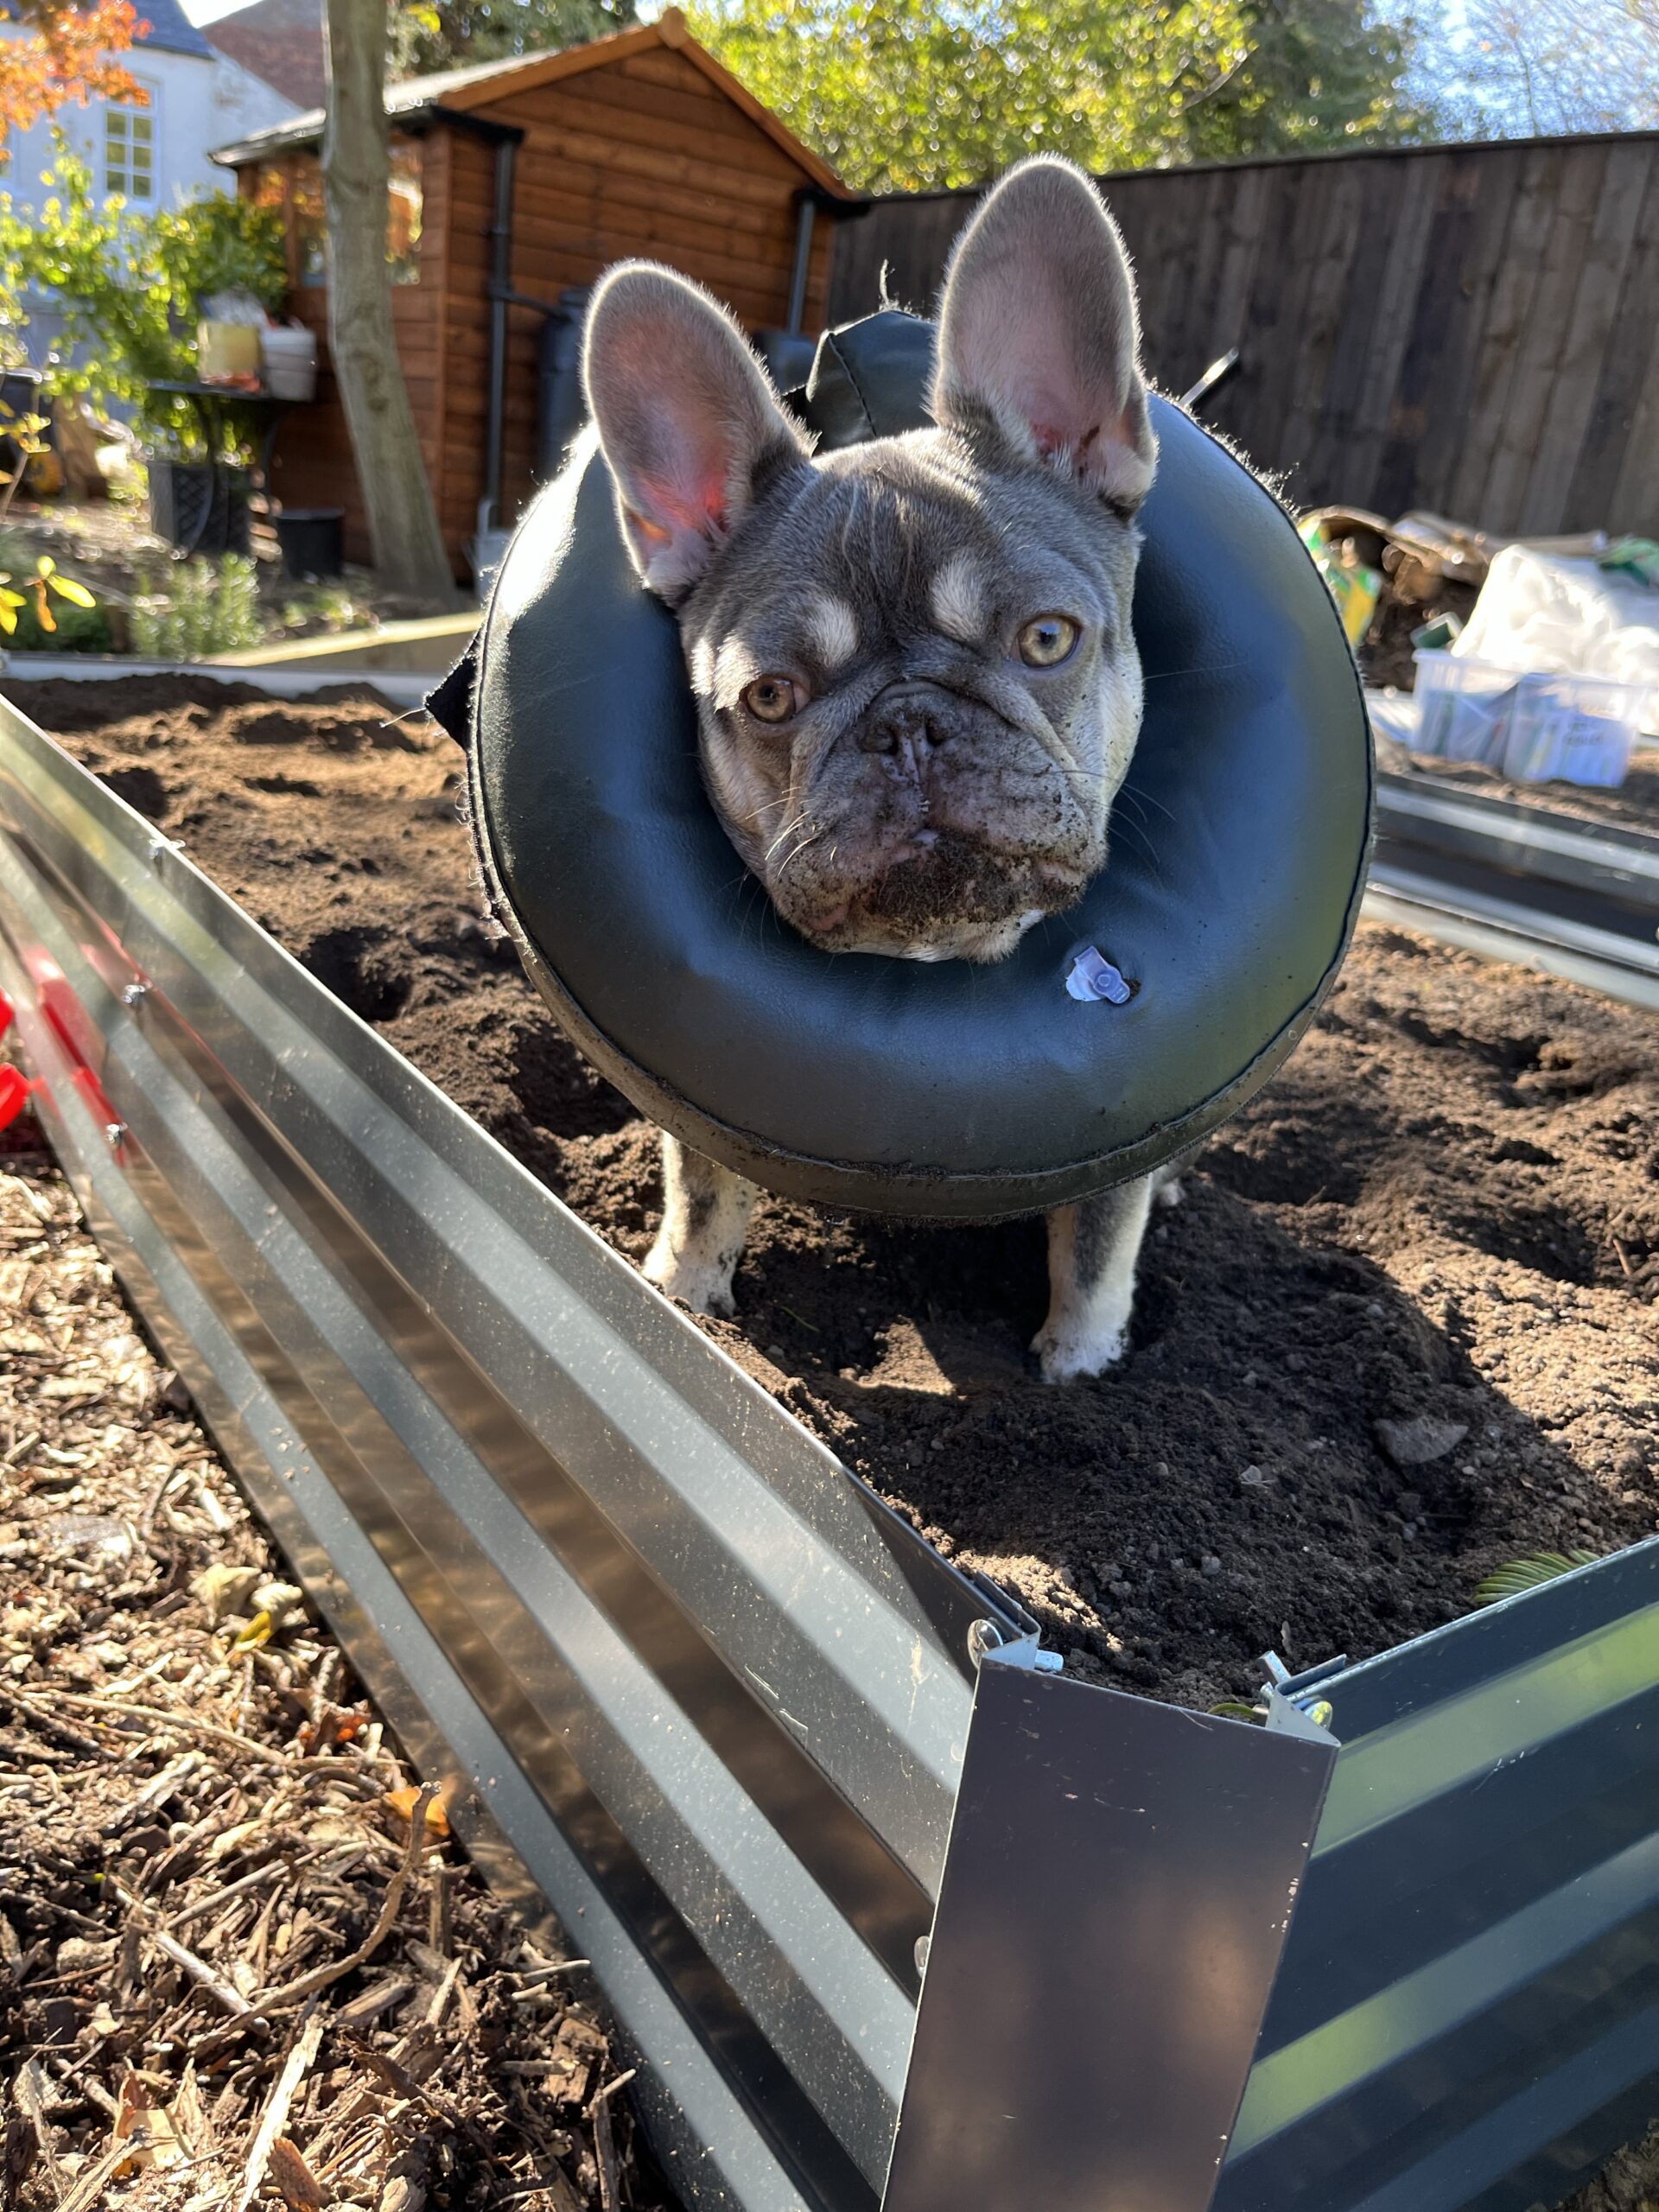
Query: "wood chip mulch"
0 1141 669 2212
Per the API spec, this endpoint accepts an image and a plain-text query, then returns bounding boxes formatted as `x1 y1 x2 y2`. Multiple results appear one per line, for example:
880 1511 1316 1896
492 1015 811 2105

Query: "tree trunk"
321 0 457 600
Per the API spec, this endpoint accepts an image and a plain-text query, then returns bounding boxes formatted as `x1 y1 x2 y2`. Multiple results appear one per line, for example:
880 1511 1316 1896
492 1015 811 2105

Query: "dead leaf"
384 1783 450 1836
190 1561 263 1621
209 1819 268 1860
1374 1414 1469 1468
112 2071 186 2175
269 2135 327 2210
251 1578 306 1628
170 2062 212 2158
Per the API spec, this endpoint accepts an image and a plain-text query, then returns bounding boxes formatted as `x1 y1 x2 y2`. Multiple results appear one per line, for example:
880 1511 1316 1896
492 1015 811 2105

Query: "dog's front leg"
643 1135 759 1318
1033 1174 1160 1382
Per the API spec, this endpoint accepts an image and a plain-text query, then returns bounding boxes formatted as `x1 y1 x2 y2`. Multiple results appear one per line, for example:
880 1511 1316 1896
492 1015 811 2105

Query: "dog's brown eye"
1017 614 1080 668
741 676 803 724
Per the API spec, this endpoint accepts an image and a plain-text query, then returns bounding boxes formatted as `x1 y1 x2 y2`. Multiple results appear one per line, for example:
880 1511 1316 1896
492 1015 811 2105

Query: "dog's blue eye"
1017 615 1080 667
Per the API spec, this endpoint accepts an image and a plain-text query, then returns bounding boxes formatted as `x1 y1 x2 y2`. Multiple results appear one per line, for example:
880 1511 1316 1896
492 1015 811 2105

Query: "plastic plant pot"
275 507 346 581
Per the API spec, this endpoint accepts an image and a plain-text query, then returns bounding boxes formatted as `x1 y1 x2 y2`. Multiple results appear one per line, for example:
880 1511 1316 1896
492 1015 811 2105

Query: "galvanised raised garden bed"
0 688 1654 2212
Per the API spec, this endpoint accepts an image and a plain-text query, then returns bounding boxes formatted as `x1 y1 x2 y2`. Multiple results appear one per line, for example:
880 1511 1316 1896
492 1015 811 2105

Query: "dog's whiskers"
1141 660 1248 683
765 810 813 862
774 828 823 881
1114 785 1177 828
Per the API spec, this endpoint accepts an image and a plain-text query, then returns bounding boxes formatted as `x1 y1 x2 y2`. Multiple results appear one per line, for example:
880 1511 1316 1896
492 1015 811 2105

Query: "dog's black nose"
860 691 950 756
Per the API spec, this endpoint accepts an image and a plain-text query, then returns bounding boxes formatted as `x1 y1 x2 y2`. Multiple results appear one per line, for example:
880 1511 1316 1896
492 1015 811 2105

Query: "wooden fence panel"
825 133 1659 536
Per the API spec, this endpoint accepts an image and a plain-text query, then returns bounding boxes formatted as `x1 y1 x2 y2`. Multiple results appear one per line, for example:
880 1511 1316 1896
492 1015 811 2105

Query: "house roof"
1 0 213 56
206 0 326 109
209 7 850 195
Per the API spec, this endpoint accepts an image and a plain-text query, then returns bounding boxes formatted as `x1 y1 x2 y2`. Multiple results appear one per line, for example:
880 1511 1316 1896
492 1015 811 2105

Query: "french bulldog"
582 156 1176 1382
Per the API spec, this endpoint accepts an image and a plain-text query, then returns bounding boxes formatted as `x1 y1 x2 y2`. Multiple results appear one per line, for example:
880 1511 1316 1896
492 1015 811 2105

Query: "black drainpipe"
424 106 524 541
785 191 816 336
483 131 517 534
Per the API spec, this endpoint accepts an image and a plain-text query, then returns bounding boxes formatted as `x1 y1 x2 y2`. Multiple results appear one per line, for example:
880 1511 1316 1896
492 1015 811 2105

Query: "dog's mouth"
792 833 1089 948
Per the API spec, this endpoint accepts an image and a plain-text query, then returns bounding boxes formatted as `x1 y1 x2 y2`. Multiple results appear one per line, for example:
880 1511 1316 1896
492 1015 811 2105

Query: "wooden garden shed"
211 10 849 576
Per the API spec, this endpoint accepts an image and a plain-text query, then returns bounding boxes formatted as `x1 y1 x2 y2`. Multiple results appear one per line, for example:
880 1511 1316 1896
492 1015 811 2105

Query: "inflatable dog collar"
437 311 1372 1220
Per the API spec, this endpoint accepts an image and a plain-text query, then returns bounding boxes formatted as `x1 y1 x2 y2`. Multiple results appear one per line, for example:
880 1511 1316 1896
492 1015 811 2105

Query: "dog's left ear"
584 262 810 600
932 156 1156 511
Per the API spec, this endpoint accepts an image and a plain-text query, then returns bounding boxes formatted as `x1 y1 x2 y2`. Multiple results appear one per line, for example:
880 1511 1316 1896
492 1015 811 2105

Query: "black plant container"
148 458 251 556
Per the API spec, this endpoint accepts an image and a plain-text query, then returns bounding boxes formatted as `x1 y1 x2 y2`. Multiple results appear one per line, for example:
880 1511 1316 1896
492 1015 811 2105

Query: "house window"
105 95 156 200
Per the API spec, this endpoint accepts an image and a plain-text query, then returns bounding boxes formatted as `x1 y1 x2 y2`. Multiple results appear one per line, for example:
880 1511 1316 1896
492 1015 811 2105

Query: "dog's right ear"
932 157 1156 511
582 264 810 601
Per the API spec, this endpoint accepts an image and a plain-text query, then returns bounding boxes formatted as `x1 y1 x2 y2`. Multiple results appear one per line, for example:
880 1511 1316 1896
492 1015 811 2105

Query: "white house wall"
0 37 300 210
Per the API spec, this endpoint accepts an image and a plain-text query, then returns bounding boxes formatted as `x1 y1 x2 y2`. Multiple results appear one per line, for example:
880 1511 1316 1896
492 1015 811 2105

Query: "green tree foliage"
690 0 1250 190
0 149 287 448
1184 0 1440 157
388 0 636 79
690 0 1437 191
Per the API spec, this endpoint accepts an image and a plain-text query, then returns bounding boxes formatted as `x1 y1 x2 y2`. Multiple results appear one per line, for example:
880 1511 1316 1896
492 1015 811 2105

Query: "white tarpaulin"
1456 544 1659 738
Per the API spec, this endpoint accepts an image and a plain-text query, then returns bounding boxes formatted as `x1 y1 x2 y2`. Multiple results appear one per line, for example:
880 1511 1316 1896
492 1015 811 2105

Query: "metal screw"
122 981 149 1007
913 1935 931 1978
148 838 168 868
105 1122 127 1152
967 1618 1005 1667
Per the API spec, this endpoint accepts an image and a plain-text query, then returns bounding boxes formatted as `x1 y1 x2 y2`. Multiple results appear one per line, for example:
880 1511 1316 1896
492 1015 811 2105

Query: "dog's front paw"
1032 1316 1128 1383
643 1237 740 1319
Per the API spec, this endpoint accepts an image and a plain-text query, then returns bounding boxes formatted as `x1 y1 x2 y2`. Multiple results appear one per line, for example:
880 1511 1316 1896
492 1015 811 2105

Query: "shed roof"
209 7 849 194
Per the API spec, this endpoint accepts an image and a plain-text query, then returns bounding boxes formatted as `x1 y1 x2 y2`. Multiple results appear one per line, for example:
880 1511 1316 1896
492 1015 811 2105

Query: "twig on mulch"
0 1151 664 2212
234 1782 436 2028
232 2003 325 2212
589 2069 638 2212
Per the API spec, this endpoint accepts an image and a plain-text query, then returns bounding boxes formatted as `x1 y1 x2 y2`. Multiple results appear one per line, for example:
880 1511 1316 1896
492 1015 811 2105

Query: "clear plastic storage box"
1501 668 1644 786
1412 651 1522 766
1412 652 1643 787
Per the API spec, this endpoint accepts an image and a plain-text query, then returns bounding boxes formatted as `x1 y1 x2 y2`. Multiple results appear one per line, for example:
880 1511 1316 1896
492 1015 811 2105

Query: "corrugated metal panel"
0 694 1023 2209
1220 1547 1659 2212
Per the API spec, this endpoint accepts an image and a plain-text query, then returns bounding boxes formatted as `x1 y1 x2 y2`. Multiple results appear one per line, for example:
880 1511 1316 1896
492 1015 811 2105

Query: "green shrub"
281 582 372 635
0 150 287 459
130 554 264 659
0 545 106 652
7 594 110 652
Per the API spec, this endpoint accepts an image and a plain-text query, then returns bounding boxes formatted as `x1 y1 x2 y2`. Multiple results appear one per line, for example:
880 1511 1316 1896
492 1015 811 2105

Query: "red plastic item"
0 1065 31 1131
0 988 12 1042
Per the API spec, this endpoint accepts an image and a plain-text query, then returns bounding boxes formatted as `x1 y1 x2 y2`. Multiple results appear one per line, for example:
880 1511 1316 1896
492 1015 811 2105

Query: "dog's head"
582 157 1156 963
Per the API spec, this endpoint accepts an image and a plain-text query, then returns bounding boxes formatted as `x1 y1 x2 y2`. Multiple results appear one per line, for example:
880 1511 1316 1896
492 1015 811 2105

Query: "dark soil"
10 674 1659 1719
1389 749 1659 837
1356 569 1477 693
